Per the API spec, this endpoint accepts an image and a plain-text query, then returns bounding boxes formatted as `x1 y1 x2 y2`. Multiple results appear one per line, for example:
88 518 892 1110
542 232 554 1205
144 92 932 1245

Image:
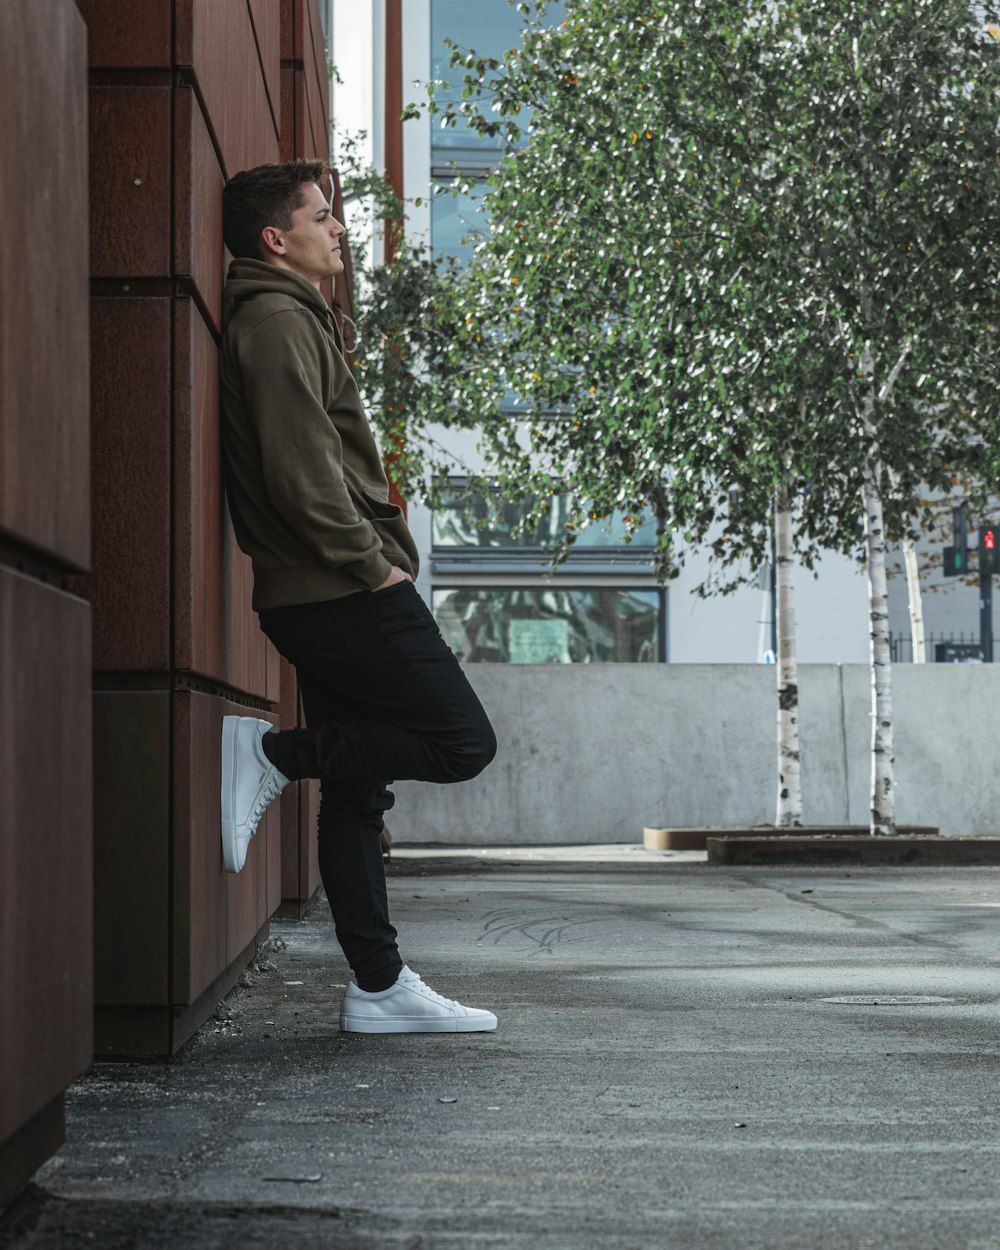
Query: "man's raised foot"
220 715 289 873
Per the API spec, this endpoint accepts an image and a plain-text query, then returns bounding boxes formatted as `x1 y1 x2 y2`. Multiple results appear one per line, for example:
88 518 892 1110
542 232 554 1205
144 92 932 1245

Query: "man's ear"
261 226 285 256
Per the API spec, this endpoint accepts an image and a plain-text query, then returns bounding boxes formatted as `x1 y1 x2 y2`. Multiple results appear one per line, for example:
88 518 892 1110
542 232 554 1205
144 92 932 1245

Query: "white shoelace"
249 773 284 829
400 970 457 1009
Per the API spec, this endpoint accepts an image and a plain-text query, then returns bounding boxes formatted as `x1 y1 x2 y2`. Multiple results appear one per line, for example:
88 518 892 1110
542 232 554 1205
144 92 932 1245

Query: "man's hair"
222 158 328 260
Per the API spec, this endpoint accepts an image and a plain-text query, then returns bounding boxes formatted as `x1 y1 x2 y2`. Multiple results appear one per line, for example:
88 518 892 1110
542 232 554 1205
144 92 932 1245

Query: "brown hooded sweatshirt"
219 258 419 611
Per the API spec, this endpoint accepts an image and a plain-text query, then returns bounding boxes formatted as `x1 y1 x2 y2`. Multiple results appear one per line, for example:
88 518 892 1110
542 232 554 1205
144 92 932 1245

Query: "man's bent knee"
447 721 497 783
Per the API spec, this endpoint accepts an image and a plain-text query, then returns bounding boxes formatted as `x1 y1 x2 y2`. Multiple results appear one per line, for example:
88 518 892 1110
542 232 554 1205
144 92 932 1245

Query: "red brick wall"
0 0 93 1206
76 0 330 1056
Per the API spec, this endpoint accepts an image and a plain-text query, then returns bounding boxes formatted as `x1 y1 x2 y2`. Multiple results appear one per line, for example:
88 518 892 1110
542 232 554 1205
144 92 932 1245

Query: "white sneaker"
339 966 498 1033
220 716 289 873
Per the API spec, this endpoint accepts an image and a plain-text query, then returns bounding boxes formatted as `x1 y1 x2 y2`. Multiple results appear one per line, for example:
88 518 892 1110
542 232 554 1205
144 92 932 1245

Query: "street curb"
707 836 1000 866
644 825 938 851
386 856 704 877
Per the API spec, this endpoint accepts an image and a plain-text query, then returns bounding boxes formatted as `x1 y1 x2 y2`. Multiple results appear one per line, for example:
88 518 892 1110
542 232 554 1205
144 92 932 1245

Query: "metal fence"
889 632 994 663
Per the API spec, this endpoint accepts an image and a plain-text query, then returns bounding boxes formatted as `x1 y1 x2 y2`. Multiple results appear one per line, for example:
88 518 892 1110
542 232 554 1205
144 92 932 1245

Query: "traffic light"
981 523 1000 576
943 545 969 576
944 503 969 577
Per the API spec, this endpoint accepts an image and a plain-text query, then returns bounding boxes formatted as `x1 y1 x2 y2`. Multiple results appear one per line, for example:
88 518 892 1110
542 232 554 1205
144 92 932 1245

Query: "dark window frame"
431 583 668 664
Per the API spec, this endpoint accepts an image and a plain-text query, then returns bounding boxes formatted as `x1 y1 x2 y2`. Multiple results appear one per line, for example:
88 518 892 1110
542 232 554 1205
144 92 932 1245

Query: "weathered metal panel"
279 63 296 162
222 516 268 698
177 0 279 176
92 690 171 1006
89 87 172 278
173 299 225 682
227 786 279 965
304 0 330 157
174 89 225 333
88 298 172 672
0 571 92 1140
0 0 89 568
249 0 282 140
280 0 302 62
173 690 228 1005
76 0 172 68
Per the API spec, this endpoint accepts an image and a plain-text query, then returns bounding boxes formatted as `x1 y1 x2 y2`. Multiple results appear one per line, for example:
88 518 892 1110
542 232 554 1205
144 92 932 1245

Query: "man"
218 159 498 1033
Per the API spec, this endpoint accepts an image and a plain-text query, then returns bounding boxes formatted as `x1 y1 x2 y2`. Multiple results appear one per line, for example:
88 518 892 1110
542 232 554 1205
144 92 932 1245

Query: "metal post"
770 525 777 659
981 565 994 662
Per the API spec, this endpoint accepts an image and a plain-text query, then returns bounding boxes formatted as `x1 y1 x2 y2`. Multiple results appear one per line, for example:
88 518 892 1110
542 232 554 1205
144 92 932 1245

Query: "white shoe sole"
339 1014 498 1034
220 715 243 873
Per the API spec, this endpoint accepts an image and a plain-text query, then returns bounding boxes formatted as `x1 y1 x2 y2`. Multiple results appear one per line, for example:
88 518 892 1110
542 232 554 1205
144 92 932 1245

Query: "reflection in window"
433 587 661 663
433 486 658 551
430 0 564 151
431 179 488 263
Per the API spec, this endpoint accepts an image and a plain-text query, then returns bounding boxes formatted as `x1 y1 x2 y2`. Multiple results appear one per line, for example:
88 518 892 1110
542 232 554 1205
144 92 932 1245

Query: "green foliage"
392 1 1000 585
334 135 504 502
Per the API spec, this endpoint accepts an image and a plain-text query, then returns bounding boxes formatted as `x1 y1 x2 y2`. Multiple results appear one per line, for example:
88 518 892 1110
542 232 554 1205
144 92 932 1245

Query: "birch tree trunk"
903 538 926 663
775 482 802 828
862 453 895 834
859 381 896 836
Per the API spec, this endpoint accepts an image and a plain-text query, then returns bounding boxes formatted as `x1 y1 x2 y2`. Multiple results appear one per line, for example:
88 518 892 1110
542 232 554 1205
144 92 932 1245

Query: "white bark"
862 454 895 834
775 483 802 828
903 538 926 663
859 330 896 837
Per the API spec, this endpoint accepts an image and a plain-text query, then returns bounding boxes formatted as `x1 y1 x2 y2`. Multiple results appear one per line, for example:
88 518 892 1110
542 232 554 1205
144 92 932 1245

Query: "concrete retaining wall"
392 664 1000 843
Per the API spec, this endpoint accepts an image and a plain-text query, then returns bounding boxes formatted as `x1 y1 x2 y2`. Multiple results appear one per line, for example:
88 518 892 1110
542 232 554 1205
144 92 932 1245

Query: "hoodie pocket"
360 486 404 522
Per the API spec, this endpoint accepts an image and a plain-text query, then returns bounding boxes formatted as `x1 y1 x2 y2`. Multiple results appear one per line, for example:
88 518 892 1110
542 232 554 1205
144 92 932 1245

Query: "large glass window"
433 484 659 553
433 587 662 663
430 1 565 262
430 179 489 263
430 1 562 152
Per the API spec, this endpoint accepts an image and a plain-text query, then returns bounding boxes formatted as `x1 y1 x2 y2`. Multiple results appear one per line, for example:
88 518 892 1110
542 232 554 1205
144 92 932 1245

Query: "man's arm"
237 310 394 591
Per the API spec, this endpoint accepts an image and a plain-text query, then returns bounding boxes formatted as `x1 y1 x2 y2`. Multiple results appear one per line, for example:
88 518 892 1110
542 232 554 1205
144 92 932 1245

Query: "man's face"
263 182 346 287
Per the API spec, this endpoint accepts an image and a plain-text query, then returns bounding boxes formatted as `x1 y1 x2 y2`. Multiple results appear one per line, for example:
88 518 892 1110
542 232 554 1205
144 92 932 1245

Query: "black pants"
258 581 497 991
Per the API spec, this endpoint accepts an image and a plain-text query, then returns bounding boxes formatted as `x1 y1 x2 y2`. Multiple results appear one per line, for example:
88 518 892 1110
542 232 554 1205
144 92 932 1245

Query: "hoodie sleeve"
236 309 393 591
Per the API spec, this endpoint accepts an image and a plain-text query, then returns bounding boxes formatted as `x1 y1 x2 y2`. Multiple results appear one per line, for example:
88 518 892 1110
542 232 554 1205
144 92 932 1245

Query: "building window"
430 1 542 154
432 483 658 555
430 177 488 263
429 0 565 261
433 587 662 663
425 5 660 667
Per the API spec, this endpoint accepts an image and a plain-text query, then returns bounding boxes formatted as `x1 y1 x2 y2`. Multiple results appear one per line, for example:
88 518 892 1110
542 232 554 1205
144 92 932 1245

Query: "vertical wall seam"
838 663 851 824
166 0 178 1025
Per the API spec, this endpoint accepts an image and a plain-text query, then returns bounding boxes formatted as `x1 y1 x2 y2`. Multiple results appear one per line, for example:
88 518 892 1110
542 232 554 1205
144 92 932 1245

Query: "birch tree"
389 0 1000 834
774 482 801 828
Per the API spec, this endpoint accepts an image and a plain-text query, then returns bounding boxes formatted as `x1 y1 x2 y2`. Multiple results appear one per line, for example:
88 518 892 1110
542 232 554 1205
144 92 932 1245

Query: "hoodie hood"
222 257 331 325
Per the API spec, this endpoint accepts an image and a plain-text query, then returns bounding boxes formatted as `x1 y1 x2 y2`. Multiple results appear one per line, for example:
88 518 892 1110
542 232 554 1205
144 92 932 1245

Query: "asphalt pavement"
5 855 1000 1250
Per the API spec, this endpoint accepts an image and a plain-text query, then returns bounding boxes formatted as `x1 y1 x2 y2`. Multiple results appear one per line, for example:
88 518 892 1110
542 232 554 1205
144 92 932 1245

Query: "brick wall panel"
249 0 282 141
0 0 89 568
0 572 92 1141
177 0 279 176
174 691 227 1004
174 89 225 333
280 0 302 62
89 298 172 672
304 0 329 155
76 0 172 68
92 690 170 1006
173 299 225 680
89 87 172 278
227 790 279 964
279 63 296 162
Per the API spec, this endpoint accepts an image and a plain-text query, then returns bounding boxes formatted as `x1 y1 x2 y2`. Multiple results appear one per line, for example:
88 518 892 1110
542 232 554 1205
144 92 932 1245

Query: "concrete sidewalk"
5 856 1000 1249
